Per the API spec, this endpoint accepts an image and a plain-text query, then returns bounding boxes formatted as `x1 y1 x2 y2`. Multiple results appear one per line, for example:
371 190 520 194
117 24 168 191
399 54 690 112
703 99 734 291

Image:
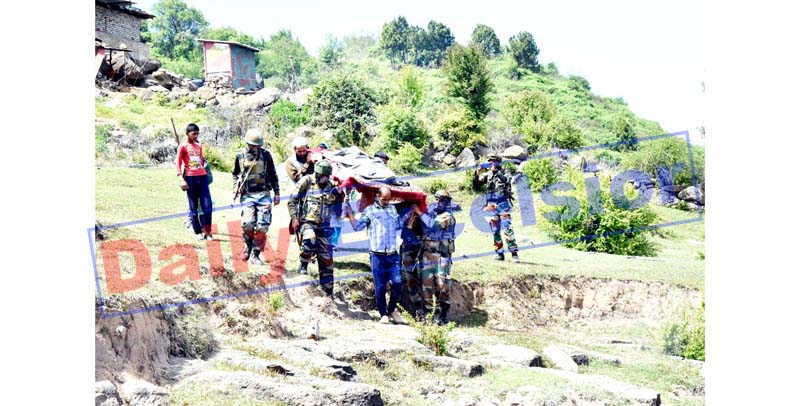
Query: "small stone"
543 345 579 373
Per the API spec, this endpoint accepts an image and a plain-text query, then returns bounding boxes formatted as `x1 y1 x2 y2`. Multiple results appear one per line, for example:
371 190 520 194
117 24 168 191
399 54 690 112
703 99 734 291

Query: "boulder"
248 338 358 381
118 379 168 406
211 349 295 376
558 345 621 366
146 85 169 94
196 86 216 101
289 88 313 106
539 369 661 405
455 148 476 168
484 344 542 367
502 145 528 160
413 355 485 377
110 52 145 81
149 138 178 163
141 59 161 75
542 345 579 373
241 87 281 111
443 154 457 166
95 381 122 406
678 186 704 205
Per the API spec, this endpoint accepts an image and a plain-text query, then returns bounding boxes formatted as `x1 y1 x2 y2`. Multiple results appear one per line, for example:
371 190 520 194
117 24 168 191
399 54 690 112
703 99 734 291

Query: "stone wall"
95 5 143 42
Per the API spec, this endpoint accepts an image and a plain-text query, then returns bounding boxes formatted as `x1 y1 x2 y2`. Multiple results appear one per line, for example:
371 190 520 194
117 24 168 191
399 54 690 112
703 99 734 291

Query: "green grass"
168 380 287 406
95 93 215 131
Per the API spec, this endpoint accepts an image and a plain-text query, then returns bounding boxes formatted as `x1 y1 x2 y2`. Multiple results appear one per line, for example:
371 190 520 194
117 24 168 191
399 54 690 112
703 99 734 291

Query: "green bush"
442 44 494 120
620 137 705 185
269 99 310 129
542 167 659 256
407 308 455 356
394 66 425 109
567 75 591 92
522 157 558 192
543 116 584 150
663 299 705 361
378 103 428 150
434 105 484 154
389 143 423 174
459 168 484 192
308 73 380 147
425 178 449 195
504 90 557 150
96 124 112 153
204 145 232 172
610 116 637 151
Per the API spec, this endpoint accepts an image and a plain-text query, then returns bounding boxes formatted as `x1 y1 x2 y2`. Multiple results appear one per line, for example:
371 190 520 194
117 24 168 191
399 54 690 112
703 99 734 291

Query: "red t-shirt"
176 142 208 177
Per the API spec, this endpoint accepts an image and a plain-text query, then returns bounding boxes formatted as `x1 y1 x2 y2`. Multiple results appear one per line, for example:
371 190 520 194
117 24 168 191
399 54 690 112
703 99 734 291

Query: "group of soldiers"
228 128 520 324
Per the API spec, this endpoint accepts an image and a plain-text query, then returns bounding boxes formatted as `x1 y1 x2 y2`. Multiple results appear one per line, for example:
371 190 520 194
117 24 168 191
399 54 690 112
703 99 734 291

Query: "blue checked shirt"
352 202 411 253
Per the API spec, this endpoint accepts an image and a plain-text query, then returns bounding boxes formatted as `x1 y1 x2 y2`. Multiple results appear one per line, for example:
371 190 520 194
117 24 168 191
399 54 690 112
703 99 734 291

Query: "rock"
455 148 476 168
147 85 169 94
484 344 542 367
196 86 216 101
168 88 190 100
289 88 313 106
249 338 358 381
241 87 281 111
502 145 528 160
118 379 168 406
141 59 161 75
184 102 197 110
542 345 579 373
503 386 542 406
151 69 171 85
211 349 295 376
295 126 312 138
559 345 621 366
539 369 661 405
431 151 447 163
678 186 704 205
149 138 178 163
443 154 457 166
110 52 145 81
95 381 122 406
236 87 247 94
177 370 383 406
413 355 485 377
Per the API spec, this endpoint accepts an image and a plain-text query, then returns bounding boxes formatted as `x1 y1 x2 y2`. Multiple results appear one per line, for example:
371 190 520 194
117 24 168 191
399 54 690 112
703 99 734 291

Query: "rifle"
233 158 257 203
170 118 180 146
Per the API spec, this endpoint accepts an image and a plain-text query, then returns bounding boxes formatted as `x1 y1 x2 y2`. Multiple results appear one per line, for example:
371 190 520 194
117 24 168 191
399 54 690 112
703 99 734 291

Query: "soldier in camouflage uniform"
232 129 280 265
413 190 457 325
399 205 424 319
474 154 520 262
287 160 343 297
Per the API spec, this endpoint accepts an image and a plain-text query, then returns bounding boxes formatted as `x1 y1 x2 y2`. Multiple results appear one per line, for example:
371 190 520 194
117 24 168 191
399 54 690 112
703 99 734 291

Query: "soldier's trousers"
240 193 272 253
298 223 334 294
420 240 452 313
486 200 518 254
401 243 423 310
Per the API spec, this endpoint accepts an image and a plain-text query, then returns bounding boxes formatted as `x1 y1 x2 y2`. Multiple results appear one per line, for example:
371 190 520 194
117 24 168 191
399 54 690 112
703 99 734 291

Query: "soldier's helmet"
315 159 333 175
434 189 451 200
244 129 264 146
486 154 502 162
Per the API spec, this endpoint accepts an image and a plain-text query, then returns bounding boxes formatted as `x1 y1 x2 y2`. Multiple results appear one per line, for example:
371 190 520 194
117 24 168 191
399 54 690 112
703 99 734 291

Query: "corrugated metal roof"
196 38 260 53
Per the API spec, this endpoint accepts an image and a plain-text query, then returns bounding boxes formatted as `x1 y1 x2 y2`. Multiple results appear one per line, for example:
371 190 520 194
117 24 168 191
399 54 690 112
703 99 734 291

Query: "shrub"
308 73 380 147
620 137 705 185
459 168 484 192
153 92 170 107
96 124 112 153
434 105 484 154
610 116 637 151
542 167 659 256
505 90 557 150
543 116 584 150
389 142 422 174
425 178 449 195
269 99 310 129
378 103 428 150
407 307 455 356
522 157 558 192
394 66 425 109
567 75 591 92
663 299 705 361
204 145 232 172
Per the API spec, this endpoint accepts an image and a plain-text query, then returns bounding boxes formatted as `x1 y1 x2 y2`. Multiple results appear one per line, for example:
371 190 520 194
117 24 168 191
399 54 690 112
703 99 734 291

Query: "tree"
319 36 344 68
147 0 208 59
380 16 411 68
308 74 380 147
442 44 494 120
259 29 315 91
612 116 637 151
508 31 540 72
423 20 455 67
394 66 425 109
470 24 501 58
202 26 265 50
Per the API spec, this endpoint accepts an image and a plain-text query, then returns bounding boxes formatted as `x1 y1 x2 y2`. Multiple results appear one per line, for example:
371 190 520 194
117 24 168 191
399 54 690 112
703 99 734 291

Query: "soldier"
287 160 343 297
474 154 520 262
399 204 425 319
413 189 457 325
285 136 314 184
232 129 281 265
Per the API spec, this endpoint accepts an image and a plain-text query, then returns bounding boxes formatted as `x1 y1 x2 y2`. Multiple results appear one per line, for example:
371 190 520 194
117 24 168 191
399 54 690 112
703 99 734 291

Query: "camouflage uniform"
232 137 280 263
287 168 342 296
399 206 424 316
474 158 518 258
418 197 457 324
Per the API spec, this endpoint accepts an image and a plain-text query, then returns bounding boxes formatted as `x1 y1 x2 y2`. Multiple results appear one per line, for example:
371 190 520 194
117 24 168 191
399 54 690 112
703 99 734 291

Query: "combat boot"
438 303 450 326
511 252 520 263
250 250 264 265
494 252 505 261
297 261 309 275
240 247 251 261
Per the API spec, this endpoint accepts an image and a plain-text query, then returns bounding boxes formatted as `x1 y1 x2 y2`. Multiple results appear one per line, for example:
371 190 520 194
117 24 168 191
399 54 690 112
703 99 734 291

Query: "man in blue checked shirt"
345 186 412 325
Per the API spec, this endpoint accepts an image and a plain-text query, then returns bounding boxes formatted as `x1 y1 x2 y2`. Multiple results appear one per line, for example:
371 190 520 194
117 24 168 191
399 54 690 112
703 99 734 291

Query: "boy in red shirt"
176 123 214 240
